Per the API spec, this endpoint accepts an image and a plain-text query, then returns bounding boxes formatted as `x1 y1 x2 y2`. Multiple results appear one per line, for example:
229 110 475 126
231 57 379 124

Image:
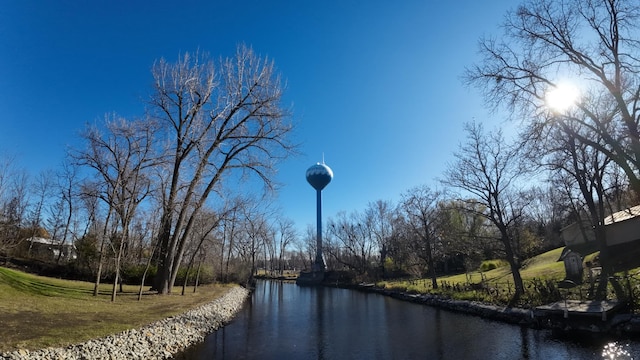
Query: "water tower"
306 161 333 272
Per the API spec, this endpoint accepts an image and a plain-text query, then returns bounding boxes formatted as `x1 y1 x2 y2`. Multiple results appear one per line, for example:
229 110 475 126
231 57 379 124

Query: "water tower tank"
306 163 333 190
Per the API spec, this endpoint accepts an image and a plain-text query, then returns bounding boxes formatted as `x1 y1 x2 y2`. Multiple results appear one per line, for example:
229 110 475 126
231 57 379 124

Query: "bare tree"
275 216 296 275
390 217 416 274
50 161 79 263
263 221 276 275
137 206 161 301
0 154 14 211
442 122 529 302
400 186 443 288
181 208 220 295
26 170 53 256
525 186 570 251
75 115 157 300
466 0 640 197
151 46 296 294
2 169 30 257
435 200 495 272
0 155 26 261
72 184 102 275
364 200 394 279
244 208 269 281
228 203 270 285
288 232 311 272
180 198 245 293
301 224 317 270
327 211 375 275
220 199 242 282
539 115 623 299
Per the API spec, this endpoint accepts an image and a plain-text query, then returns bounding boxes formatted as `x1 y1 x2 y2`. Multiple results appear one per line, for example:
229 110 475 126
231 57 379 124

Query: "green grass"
379 247 640 310
378 247 571 306
520 248 566 279
0 267 234 352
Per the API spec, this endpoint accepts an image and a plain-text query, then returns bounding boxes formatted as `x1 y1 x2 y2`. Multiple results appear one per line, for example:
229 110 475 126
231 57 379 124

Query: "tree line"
0 45 298 299
1 1 640 306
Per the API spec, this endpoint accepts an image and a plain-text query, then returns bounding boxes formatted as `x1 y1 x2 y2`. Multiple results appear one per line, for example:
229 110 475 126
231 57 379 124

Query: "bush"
175 265 215 286
479 259 508 272
121 264 156 286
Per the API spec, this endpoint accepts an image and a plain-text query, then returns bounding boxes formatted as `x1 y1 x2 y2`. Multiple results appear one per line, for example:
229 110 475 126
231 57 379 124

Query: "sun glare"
545 82 580 113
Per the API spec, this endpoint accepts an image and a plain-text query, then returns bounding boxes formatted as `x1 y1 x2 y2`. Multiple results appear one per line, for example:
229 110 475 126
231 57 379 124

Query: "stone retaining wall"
1 286 250 360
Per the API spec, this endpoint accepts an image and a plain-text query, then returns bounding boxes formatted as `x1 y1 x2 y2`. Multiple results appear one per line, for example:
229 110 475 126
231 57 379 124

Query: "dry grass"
0 267 234 352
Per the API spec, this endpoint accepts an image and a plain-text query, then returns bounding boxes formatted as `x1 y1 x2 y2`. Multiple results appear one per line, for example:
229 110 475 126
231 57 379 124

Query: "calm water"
180 280 639 359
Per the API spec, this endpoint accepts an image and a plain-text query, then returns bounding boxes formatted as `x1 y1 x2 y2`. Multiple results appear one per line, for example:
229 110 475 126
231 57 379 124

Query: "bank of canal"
180 280 640 359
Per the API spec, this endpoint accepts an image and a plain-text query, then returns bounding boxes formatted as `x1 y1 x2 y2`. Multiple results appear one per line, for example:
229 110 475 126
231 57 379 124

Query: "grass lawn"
377 247 582 305
0 267 234 352
377 247 640 308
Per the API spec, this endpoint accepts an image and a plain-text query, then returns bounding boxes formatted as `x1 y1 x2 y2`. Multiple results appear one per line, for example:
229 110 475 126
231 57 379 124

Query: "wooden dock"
534 300 625 332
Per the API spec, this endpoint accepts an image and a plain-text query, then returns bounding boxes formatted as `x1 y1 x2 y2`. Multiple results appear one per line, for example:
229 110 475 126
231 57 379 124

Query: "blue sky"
0 0 516 232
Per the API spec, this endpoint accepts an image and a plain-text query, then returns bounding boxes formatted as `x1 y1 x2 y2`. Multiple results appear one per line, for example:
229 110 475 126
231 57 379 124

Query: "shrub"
121 264 156 286
175 265 215 286
479 259 508 272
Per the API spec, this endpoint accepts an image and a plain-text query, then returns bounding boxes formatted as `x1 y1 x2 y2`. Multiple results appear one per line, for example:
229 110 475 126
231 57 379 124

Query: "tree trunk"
93 231 108 297
111 234 126 302
154 216 174 294
425 242 438 290
138 259 151 301
219 230 227 280
181 252 195 296
224 222 236 283
193 259 202 293
56 194 73 264
502 233 524 303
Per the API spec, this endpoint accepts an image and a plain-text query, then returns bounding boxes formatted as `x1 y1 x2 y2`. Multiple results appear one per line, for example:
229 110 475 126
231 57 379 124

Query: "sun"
545 82 580 113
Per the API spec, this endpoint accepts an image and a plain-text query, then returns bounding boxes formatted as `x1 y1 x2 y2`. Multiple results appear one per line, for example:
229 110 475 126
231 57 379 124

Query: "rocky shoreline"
0 286 250 360
349 283 640 337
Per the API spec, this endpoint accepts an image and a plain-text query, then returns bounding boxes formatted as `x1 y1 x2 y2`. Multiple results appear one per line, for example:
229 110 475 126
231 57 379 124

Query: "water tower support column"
314 189 326 271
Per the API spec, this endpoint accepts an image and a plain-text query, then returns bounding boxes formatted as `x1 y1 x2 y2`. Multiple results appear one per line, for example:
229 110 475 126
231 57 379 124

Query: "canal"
180 280 638 359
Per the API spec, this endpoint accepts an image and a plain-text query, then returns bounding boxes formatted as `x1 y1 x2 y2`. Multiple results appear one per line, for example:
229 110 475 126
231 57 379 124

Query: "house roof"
27 237 65 246
604 204 640 225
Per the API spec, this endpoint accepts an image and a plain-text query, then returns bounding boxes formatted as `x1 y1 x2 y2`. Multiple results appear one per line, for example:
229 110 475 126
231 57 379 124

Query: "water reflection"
602 342 633 360
314 287 324 359
180 281 640 359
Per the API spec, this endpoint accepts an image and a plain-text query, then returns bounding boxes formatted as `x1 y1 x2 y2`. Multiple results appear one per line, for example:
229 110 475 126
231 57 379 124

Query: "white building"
24 237 77 261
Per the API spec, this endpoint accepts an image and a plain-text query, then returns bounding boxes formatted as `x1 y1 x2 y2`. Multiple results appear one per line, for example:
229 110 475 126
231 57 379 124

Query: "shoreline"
6 278 640 359
0 286 250 360
339 282 640 338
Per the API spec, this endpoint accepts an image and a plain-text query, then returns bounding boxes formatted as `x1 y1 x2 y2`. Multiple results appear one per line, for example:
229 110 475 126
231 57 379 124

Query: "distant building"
560 205 640 272
603 205 640 247
21 237 77 262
